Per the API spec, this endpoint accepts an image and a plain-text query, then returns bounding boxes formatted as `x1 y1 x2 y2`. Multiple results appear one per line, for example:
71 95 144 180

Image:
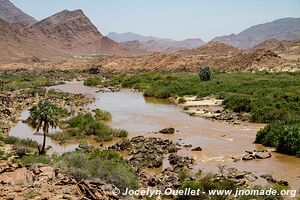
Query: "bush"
178 174 236 200
20 155 52 165
13 144 29 157
0 136 38 148
199 67 211 81
55 150 139 192
224 95 252 113
94 108 112 121
84 76 102 86
51 113 127 142
255 122 300 156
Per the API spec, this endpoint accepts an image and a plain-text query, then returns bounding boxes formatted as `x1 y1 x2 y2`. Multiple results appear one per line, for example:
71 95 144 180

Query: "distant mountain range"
213 18 300 49
0 0 300 63
107 32 206 52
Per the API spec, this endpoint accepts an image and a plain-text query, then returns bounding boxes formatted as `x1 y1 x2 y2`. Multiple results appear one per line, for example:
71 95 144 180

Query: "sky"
11 0 300 41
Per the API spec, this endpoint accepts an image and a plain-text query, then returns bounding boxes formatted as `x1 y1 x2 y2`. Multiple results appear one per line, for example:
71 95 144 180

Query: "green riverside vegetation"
255 121 300 156
20 150 139 192
110 71 300 155
51 112 127 142
84 76 102 86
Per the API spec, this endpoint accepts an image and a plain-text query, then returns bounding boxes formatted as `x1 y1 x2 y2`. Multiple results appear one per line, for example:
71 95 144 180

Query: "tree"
199 67 211 81
29 101 61 155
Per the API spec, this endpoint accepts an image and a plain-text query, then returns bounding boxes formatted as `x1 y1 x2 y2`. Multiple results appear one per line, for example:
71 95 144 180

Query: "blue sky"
11 0 300 41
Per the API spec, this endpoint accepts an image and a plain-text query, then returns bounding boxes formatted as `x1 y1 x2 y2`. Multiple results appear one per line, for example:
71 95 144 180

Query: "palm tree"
29 101 60 155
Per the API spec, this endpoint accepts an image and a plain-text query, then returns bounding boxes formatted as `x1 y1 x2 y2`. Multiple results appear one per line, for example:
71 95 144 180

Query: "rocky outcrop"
110 136 181 168
241 150 272 161
261 174 289 186
159 127 175 134
168 154 194 169
0 160 119 199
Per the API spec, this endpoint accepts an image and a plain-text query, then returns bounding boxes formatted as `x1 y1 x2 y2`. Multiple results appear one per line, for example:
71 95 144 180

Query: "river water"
9 82 300 188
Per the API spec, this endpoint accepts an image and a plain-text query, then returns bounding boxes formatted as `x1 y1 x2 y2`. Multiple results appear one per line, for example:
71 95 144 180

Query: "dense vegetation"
0 136 38 159
0 74 53 91
51 112 127 142
110 71 300 155
110 71 300 123
84 76 102 86
255 121 300 156
20 150 139 192
178 173 286 200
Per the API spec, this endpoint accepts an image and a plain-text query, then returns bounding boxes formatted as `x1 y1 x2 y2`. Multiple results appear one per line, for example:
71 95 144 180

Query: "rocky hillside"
0 1 135 63
0 160 117 199
0 18 68 63
179 41 240 55
25 9 127 55
0 0 36 24
108 32 206 52
213 18 300 49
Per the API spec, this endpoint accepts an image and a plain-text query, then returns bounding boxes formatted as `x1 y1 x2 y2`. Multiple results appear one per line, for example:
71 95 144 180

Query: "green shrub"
94 108 112 121
55 150 139 192
178 174 236 200
84 76 102 86
0 136 38 148
52 113 127 142
255 122 300 156
13 144 29 157
199 67 211 81
224 95 252 113
20 155 52 165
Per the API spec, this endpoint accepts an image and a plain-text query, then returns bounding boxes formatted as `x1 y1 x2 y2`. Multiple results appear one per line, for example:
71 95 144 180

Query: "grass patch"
54 150 139 192
255 121 300 156
0 74 54 91
178 173 237 200
24 189 38 199
0 136 38 148
94 108 112 121
84 76 102 86
50 113 127 142
20 155 52 165
110 72 300 123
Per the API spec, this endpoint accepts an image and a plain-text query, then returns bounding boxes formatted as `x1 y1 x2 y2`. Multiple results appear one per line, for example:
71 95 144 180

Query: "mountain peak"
0 0 36 24
35 9 92 30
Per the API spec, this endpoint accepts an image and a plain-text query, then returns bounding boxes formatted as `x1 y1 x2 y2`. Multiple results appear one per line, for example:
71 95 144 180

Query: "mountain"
0 0 36 24
107 32 206 52
0 6 134 63
0 18 68 63
213 18 300 49
179 41 240 55
25 9 126 54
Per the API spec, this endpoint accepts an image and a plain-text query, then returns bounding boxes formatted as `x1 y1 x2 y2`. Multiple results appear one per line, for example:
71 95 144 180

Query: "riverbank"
1 71 299 199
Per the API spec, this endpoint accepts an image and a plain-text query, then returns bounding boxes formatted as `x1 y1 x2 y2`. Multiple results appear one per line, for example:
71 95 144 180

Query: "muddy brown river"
9 82 300 189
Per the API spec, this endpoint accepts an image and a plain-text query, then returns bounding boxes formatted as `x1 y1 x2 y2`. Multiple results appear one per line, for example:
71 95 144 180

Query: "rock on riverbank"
0 160 119 200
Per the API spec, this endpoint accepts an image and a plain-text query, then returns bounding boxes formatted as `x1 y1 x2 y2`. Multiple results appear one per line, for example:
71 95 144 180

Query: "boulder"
191 146 202 151
242 154 255 161
159 128 175 134
255 152 271 159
